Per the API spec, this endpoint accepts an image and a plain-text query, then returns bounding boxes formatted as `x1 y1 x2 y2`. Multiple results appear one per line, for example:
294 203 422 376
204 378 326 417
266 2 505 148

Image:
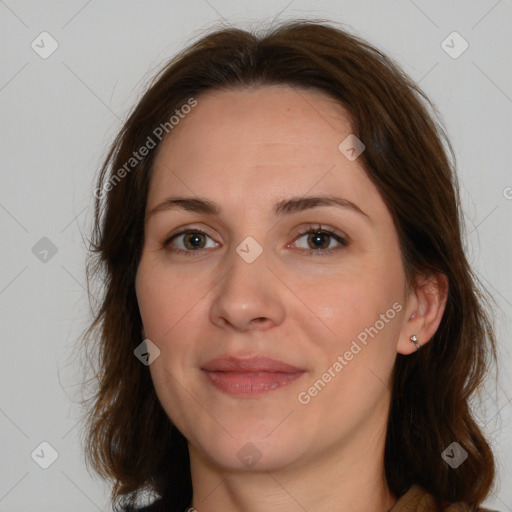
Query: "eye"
163 230 218 256
163 224 349 257
291 224 349 256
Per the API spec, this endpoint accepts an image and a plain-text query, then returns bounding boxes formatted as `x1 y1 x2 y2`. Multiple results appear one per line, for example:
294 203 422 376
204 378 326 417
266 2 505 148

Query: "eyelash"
163 224 349 258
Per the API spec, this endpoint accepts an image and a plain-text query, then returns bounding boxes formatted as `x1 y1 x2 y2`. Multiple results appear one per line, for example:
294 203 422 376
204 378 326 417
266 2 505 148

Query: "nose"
209 245 286 332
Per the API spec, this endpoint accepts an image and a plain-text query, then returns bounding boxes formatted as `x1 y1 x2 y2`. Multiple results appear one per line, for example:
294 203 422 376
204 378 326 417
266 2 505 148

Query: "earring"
410 335 421 350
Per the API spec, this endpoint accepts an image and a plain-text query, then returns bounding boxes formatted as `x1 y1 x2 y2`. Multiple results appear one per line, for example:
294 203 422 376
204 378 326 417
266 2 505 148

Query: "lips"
201 355 306 396
202 355 304 373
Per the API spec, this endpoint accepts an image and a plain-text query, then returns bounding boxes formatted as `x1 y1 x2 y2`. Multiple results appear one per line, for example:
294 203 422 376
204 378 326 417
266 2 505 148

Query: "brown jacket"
390 485 498 512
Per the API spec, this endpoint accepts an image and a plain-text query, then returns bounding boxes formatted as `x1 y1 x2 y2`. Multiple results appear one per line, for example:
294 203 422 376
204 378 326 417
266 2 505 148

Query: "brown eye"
306 232 331 250
292 226 348 256
164 230 218 255
182 232 207 250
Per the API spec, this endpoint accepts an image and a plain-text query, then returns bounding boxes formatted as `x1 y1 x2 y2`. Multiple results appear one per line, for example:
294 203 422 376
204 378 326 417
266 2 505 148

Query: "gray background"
0 1 511 511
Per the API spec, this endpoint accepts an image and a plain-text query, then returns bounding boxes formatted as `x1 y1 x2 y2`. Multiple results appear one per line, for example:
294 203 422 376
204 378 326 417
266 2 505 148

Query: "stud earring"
410 335 421 350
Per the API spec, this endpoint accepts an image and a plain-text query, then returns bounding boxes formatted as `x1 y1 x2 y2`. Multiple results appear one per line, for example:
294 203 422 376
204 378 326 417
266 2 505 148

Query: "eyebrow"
147 195 369 221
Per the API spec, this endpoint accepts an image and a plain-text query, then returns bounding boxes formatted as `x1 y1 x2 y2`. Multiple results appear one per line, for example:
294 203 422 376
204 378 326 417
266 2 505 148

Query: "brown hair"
80 19 498 511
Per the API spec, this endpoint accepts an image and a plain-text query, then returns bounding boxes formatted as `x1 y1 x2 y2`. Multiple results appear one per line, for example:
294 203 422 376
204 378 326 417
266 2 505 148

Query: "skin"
135 85 448 512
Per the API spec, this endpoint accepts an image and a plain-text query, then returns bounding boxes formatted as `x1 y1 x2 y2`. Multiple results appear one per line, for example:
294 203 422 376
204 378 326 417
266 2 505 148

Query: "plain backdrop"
0 1 511 511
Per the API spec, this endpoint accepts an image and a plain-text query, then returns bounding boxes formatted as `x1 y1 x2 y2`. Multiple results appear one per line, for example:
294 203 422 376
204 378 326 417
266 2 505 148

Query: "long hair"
79 19 497 511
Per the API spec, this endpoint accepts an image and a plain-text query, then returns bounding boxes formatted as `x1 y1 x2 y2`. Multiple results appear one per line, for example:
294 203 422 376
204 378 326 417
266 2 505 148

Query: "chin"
190 431 305 473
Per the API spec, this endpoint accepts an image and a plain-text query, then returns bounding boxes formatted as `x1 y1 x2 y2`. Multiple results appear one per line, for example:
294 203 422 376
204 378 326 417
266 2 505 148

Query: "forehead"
156 85 350 162
148 85 384 219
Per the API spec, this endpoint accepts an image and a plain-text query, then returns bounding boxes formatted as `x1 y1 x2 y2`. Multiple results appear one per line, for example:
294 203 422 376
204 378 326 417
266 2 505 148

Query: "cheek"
302 272 400 335
296 270 402 419
298 263 404 350
135 256 213 342
136 260 209 427
135 257 217 412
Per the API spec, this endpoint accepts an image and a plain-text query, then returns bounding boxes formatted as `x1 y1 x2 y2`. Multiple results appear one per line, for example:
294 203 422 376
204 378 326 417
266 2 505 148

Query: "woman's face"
135 85 413 473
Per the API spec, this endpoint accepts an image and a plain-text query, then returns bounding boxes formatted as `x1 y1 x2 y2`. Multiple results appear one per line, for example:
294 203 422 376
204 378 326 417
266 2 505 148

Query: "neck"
187 415 396 512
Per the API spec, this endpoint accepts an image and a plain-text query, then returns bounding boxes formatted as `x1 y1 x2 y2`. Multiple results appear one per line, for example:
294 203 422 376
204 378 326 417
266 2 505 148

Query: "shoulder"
390 485 501 512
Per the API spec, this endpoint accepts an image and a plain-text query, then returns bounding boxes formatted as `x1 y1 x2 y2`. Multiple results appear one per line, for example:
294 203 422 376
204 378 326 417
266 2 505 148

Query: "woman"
81 20 499 512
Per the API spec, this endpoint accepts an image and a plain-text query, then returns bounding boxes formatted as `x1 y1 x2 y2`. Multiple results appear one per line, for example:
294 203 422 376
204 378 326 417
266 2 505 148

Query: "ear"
397 272 449 355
